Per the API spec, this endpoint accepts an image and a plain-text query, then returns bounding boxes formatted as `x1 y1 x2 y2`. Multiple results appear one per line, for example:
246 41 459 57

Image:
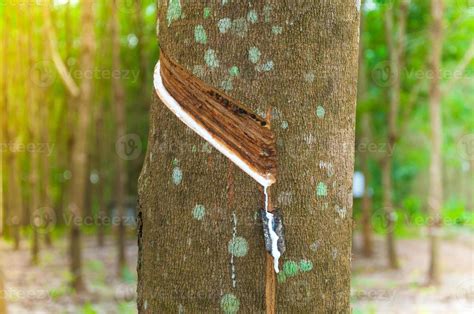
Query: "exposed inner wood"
159 51 277 184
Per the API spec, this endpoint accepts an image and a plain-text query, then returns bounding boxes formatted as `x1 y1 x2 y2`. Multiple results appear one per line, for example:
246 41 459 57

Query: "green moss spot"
247 10 258 23
166 0 182 26
194 25 207 44
172 167 183 185
316 182 328 197
220 294 240 314
203 7 211 19
283 260 299 277
299 259 313 272
192 204 205 220
272 26 283 35
277 272 287 283
316 105 325 118
231 18 248 38
248 47 261 64
229 66 239 77
221 0 229 5
171 158 179 166
218 18 232 33
228 236 248 257
204 49 219 68
281 121 288 129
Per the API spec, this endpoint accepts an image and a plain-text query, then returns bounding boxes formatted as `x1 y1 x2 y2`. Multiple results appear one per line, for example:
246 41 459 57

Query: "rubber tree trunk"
68 0 95 292
137 2 360 312
427 0 443 285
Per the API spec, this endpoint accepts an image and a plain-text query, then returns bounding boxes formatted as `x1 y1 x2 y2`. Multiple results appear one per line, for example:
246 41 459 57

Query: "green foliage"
81 303 99 314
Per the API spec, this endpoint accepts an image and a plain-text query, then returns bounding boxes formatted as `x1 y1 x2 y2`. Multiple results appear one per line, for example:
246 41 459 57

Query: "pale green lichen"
172 167 183 185
316 105 325 118
248 47 261 64
256 60 274 72
203 7 211 19
221 0 229 5
316 182 328 197
204 49 219 68
192 204 205 220
166 0 182 26
220 294 240 314
228 236 248 257
194 25 207 44
299 259 313 272
218 18 232 33
231 18 248 38
283 260 299 277
272 26 283 35
247 9 258 23
263 4 272 22
281 120 289 129
192 65 205 78
229 66 239 76
221 78 233 92
304 72 315 83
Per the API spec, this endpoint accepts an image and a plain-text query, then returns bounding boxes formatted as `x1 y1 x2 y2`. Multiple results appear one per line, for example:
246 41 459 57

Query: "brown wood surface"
160 51 277 183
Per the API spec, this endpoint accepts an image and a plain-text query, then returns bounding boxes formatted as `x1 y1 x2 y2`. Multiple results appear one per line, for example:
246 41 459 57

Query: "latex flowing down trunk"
427 0 443 285
138 1 359 313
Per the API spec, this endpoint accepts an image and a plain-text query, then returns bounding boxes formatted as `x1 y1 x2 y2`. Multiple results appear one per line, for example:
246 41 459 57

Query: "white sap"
264 186 281 273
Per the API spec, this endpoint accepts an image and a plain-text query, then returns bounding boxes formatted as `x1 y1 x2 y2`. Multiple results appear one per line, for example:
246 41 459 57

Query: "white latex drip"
264 186 281 273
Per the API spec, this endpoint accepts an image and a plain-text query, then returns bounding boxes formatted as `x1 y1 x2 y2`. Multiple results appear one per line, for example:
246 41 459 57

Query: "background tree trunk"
0 268 6 314
111 0 128 274
427 0 443 285
138 2 359 312
357 0 373 258
380 1 409 269
68 0 95 292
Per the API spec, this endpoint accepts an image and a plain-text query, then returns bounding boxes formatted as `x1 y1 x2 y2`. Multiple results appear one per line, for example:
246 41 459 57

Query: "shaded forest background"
0 0 473 313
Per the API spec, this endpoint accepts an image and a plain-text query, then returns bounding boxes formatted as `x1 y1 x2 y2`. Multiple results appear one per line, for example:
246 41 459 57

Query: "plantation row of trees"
0 0 157 290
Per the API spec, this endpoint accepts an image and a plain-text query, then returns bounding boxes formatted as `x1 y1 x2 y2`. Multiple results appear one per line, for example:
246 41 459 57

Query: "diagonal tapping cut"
154 51 277 187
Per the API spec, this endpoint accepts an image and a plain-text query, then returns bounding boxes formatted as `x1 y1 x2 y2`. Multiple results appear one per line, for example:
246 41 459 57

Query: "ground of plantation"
0 229 472 313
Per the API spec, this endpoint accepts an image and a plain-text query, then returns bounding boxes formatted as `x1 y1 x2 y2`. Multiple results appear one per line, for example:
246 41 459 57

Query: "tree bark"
427 0 443 285
68 0 95 292
138 2 359 312
111 0 128 274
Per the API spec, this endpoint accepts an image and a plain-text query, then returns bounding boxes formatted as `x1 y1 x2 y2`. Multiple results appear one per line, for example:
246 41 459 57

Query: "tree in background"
380 0 409 269
138 2 359 312
68 0 95 291
111 0 128 274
